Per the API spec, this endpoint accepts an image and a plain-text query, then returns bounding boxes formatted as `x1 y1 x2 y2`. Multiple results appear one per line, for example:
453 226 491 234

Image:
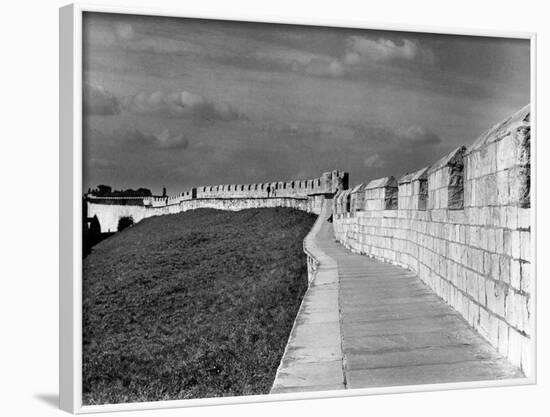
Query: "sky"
82 12 530 195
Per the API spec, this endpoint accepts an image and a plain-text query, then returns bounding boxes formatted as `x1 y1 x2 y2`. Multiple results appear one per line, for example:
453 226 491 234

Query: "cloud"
253 36 433 79
303 57 345 77
114 23 134 41
254 48 345 78
123 90 243 121
89 157 116 169
86 20 202 57
363 153 385 168
353 123 441 147
266 121 337 138
120 128 190 149
83 83 121 115
253 48 344 78
395 125 442 145
343 37 430 64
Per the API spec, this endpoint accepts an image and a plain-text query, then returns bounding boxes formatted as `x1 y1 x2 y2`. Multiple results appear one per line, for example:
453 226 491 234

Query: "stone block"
491 254 500 281
468 247 484 274
499 255 511 285
520 231 530 262
468 302 480 328
483 252 493 279
495 228 504 253
466 270 479 301
520 261 531 294
514 124 530 166
487 228 496 253
496 134 517 172
468 180 477 207
518 208 530 230
508 327 524 368
506 206 518 230
465 207 479 226
467 151 480 179
479 307 499 346
485 280 507 317
485 174 498 206
508 165 530 208
505 290 528 332
503 230 512 257
480 207 491 226
490 207 504 228
448 210 465 224
497 319 509 356
459 225 467 244
469 226 480 249
464 180 472 207
510 259 521 290
478 276 487 307
496 170 510 206
511 230 521 260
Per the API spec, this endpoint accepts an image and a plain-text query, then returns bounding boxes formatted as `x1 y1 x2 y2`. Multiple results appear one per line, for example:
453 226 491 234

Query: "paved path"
316 216 523 389
272 206 523 393
270 205 345 393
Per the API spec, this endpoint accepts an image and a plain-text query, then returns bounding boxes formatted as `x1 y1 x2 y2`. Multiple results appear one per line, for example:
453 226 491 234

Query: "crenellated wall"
86 171 348 232
333 105 532 375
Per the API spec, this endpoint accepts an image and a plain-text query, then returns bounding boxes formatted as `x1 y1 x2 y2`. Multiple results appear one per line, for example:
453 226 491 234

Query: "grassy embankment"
83 207 316 404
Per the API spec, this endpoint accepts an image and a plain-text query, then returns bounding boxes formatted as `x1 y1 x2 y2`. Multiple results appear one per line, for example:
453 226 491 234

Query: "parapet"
349 184 367 213
92 171 350 207
428 146 467 210
398 167 428 210
465 104 530 209
365 176 398 210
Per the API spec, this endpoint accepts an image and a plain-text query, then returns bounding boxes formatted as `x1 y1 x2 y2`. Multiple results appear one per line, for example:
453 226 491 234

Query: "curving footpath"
270 202 345 393
271 201 523 393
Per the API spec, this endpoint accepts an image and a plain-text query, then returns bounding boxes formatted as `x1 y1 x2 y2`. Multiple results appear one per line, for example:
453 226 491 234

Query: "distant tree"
90 215 101 235
90 186 152 198
136 188 153 197
117 216 134 231
96 185 112 196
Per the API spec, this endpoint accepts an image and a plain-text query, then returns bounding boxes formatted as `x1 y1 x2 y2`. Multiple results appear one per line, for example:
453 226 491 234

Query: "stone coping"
350 184 366 194
365 176 397 190
467 104 530 154
398 166 429 184
428 146 466 174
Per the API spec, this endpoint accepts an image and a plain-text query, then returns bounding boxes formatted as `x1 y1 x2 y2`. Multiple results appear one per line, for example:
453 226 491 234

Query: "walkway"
272 207 523 393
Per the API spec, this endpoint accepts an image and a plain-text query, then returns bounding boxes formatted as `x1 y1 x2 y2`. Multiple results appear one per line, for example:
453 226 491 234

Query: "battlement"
86 170 348 208
86 170 348 234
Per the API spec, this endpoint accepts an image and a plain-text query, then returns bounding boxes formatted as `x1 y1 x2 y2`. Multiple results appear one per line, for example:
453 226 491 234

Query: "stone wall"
333 105 532 375
193 170 347 199
88 196 317 233
131 170 349 204
86 170 348 232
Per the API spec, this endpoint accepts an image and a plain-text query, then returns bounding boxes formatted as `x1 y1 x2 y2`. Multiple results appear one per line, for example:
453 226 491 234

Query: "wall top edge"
398 166 429 184
365 176 397 190
350 184 367 193
466 104 531 155
428 146 467 174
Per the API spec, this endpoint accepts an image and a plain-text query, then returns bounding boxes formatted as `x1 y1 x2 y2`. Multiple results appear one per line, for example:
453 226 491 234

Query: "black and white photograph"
74 5 533 411
4 0 550 416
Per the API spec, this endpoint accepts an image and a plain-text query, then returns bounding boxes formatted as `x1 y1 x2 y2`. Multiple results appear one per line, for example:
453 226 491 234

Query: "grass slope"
83 208 316 405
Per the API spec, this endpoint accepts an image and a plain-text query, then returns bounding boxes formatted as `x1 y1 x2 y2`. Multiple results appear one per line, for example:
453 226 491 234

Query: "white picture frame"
60 3 537 413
